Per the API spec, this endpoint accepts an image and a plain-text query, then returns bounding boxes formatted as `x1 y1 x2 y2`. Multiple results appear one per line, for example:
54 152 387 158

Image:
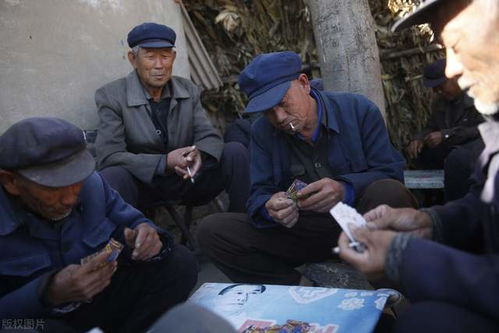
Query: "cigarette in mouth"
289 122 296 131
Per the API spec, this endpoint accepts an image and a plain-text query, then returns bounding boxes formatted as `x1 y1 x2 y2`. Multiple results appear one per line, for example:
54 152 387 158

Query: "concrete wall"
0 0 190 133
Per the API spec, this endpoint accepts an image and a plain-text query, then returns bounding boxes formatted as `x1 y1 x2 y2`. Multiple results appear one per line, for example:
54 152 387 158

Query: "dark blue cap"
392 0 449 32
239 51 302 113
0 117 95 187
423 58 447 88
127 22 176 48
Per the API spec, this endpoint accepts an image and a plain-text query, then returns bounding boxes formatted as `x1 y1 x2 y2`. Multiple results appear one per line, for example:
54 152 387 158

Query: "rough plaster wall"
0 0 190 133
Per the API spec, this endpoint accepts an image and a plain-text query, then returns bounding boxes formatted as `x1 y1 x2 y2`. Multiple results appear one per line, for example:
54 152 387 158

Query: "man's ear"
172 49 177 63
0 170 21 196
297 73 311 93
128 51 137 68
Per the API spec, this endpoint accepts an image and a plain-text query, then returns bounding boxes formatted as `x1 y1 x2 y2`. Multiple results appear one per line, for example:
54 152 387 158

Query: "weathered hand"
406 140 423 159
46 250 117 305
167 146 202 179
265 192 299 228
297 178 345 213
338 226 396 280
124 223 163 261
363 204 433 239
424 131 443 148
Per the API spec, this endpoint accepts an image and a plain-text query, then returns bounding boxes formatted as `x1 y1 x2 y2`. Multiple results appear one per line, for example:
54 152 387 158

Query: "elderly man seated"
95 22 249 213
197 51 417 285
0 117 197 332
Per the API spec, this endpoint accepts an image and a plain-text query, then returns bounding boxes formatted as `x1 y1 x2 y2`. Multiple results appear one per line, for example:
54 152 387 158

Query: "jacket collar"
126 70 191 107
316 90 340 134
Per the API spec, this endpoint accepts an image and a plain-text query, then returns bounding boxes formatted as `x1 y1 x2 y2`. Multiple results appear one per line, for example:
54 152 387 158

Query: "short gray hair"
131 46 141 55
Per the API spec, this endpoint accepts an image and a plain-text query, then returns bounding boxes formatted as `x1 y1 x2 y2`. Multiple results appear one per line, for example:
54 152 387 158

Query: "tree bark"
307 0 386 116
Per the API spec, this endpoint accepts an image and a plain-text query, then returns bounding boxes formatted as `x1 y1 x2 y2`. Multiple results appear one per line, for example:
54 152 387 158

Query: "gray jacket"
95 71 223 184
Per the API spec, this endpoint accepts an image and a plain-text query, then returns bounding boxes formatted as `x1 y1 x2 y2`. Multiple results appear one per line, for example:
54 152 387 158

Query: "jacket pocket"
82 218 117 249
0 253 52 277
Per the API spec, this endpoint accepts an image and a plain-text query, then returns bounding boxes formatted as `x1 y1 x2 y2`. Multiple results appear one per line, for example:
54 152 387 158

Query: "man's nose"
445 48 464 80
60 184 81 207
153 57 165 68
272 106 287 123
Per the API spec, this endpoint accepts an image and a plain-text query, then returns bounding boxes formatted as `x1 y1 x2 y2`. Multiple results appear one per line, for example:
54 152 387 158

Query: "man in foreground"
198 51 416 285
0 117 197 332
338 0 499 331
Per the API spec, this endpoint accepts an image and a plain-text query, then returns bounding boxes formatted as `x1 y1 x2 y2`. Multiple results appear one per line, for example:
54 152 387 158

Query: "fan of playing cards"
329 202 367 252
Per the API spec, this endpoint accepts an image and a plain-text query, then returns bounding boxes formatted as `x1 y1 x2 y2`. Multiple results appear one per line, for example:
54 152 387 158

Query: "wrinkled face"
441 1 499 115
128 47 176 91
217 285 264 315
264 75 314 134
12 175 83 221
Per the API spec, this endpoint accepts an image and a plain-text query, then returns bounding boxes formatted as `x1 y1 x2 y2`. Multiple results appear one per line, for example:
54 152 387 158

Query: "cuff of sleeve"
260 206 275 223
419 208 443 242
154 155 168 176
341 182 356 206
385 233 414 284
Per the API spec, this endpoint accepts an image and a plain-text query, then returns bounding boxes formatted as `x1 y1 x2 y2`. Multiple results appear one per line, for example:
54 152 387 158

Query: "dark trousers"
393 301 499 333
197 179 417 285
99 142 250 213
46 245 198 333
444 138 484 201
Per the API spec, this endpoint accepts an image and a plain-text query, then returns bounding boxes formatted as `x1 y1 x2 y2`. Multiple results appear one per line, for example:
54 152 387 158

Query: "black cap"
0 117 95 187
423 58 447 88
127 22 176 48
392 0 448 32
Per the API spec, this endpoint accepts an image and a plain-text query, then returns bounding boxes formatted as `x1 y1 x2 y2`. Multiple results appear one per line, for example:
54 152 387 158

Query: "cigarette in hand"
186 166 195 184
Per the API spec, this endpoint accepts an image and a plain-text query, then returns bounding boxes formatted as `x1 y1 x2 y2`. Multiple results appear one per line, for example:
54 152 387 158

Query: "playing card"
286 179 308 202
329 202 367 243
81 238 124 265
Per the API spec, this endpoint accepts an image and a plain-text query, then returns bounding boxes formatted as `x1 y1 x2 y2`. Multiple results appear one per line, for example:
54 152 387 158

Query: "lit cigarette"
186 166 195 184
289 122 296 131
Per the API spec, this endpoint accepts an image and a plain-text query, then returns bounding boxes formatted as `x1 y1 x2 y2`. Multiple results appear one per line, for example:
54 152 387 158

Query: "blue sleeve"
247 120 280 228
334 103 405 194
400 238 499 321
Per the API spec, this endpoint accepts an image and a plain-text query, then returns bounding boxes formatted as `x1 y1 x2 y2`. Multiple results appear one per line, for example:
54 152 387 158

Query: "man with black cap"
407 58 483 200
337 0 499 331
0 117 197 332
95 22 249 213
197 51 417 285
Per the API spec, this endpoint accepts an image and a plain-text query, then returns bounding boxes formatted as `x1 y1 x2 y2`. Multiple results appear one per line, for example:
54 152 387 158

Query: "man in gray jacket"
95 22 249 213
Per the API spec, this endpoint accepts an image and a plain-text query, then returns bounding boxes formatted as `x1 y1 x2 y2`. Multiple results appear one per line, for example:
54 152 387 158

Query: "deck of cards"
286 179 308 202
80 238 124 266
329 202 367 253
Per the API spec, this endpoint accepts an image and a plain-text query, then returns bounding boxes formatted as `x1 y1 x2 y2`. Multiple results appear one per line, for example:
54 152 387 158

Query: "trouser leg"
356 179 418 213
393 301 499 333
61 245 198 333
220 142 250 213
197 212 341 285
98 166 140 207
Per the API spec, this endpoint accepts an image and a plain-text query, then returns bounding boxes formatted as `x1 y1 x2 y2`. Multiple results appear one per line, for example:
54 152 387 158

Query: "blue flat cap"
0 117 95 187
423 58 447 88
239 51 302 113
128 22 176 48
392 0 448 32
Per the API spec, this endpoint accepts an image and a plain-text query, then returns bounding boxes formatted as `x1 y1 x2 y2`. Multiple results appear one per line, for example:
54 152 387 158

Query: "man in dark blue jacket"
338 0 499 332
0 118 197 332
198 51 416 285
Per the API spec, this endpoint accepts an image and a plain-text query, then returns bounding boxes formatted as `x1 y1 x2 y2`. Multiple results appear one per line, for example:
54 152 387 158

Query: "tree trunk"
307 0 386 116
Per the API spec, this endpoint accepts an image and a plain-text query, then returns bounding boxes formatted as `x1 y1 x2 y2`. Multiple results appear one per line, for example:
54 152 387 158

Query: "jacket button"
314 162 322 168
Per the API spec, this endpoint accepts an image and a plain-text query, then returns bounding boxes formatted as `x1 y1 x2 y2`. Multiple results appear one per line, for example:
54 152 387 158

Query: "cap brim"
244 81 291 113
423 76 447 88
392 0 441 32
18 149 96 187
138 41 174 48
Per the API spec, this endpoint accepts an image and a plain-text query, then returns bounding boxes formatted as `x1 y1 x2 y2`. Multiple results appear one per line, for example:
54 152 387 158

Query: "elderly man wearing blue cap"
337 0 499 332
0 117 197 332
197 51 416 285
94 22 249 214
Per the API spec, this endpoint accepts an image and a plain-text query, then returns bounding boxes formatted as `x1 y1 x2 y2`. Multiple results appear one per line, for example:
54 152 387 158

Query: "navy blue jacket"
398 121 499 321
248 90 405 227
0 172 168 318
